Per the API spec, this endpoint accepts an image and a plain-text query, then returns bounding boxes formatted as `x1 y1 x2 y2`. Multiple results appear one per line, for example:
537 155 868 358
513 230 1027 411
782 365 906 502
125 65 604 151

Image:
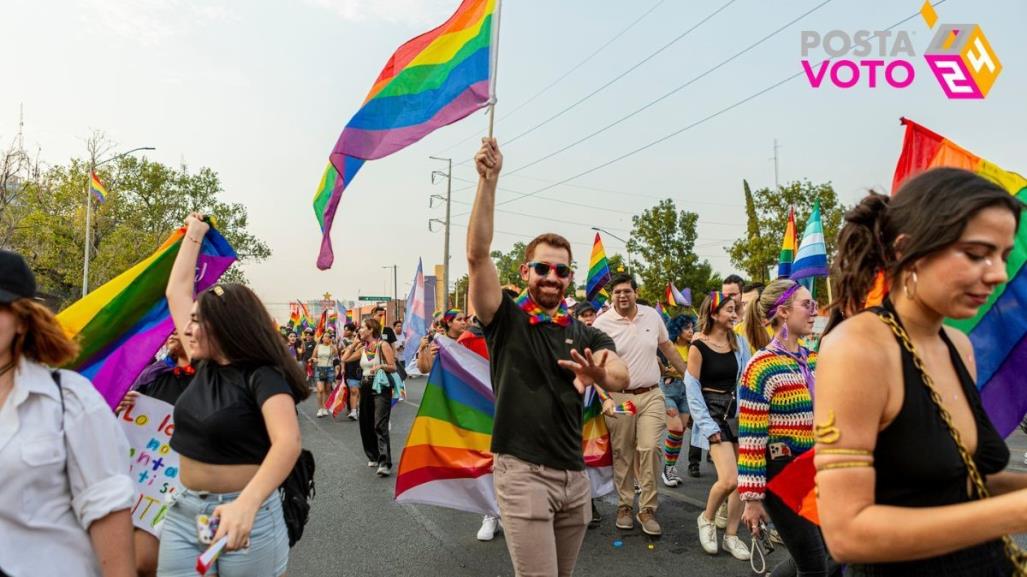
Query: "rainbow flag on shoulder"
395 336 614 513
315 0 502 269
57 226 236 409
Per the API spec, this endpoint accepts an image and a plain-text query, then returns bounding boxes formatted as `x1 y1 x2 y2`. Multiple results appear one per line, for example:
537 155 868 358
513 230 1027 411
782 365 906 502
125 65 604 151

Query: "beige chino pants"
493 453 591 577
604 386 667 512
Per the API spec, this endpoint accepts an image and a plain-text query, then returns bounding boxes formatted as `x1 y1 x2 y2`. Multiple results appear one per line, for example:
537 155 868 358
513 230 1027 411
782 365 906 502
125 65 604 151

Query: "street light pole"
591 226 635 277
429 156 452 309
82 146 155 297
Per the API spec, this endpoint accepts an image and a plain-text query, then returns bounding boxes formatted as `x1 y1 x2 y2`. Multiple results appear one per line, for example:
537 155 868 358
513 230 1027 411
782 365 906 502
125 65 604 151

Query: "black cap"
0 250 35 304
573 301 596 317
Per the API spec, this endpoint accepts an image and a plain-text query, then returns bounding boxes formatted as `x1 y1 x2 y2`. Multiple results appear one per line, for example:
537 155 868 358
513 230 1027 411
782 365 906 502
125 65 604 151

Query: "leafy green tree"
490 241 526 288
627 199 720 305
8 152 270 307
728 180 845 286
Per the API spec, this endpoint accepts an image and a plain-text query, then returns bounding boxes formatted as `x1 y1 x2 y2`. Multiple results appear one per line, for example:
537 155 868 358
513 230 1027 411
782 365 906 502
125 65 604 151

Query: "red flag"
766 450 819 525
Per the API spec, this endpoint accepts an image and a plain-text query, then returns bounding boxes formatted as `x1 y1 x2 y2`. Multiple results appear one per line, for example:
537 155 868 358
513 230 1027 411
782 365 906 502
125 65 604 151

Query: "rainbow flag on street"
778 207 797 278
395 336 613 513
315 0 502 269
89 172 109 204
586 233 611 308
57 226 236 409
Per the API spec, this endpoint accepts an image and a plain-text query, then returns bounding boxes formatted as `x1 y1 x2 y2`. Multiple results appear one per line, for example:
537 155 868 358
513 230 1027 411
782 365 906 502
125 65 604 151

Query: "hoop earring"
903 271 918 300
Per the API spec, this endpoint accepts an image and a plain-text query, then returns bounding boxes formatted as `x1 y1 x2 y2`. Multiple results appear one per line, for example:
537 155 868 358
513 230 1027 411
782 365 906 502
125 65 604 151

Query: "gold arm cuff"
817 461 873 471
817 448 872 457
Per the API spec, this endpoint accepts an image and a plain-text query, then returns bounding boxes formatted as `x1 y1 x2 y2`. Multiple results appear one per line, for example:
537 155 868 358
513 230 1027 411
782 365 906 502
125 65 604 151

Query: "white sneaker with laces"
661 465 682 487
722 535 751 560
347 410 357 421
697 513 718 555
476 515 500 541
715 501 728 529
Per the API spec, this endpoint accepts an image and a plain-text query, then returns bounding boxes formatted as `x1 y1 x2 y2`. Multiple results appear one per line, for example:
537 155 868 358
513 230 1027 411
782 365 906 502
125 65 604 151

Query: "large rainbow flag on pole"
894 117 1027 437
315 0 502 269
56 227 236 409
395 336 614 513
586 233 611 308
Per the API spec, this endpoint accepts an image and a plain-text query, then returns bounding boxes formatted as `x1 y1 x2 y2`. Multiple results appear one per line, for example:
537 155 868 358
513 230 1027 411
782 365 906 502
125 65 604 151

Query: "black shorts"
702 390 738 444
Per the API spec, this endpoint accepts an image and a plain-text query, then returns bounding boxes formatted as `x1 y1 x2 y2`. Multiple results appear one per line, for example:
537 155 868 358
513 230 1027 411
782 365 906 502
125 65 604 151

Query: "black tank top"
846 301 1011 577
693 340 738 394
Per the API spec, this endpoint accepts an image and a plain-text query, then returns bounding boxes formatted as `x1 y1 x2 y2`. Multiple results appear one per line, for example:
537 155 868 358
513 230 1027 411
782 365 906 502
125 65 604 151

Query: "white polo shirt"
0 359 133 577
592 305 669 390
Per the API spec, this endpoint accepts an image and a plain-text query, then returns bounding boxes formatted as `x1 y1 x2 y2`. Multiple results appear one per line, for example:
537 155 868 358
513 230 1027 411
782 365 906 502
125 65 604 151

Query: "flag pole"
487 0 502 138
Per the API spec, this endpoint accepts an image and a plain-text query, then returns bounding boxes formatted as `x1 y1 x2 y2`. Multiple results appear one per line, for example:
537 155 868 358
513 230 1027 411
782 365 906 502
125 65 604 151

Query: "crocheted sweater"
737 347 817 501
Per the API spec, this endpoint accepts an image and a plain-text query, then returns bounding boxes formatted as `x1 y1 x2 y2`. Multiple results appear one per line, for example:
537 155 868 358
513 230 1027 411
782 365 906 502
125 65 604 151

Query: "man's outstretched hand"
474 137 503 180
558 348 608 394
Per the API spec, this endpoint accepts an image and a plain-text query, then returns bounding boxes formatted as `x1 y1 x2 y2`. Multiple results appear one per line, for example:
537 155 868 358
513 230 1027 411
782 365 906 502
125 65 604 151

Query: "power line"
454 0 938 215
435 0 670 154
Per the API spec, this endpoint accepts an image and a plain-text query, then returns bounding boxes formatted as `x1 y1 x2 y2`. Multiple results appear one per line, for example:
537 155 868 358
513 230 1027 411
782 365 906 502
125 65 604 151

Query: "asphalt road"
288 376 1027 576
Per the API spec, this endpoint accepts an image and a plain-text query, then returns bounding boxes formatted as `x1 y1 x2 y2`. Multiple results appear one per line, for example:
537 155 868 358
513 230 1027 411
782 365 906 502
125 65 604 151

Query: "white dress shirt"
0 359 133 577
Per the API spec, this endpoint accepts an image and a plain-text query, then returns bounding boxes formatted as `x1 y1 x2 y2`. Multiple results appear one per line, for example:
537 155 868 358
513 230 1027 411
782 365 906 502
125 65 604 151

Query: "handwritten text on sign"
120 395 183 537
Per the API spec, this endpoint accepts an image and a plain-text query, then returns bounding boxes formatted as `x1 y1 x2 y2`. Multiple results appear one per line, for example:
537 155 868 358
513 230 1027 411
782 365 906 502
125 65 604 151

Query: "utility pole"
771 138 781 191
429 156 452 309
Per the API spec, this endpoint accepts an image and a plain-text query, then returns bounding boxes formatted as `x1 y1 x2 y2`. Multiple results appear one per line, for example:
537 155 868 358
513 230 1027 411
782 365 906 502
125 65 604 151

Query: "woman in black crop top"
816 169 1027 576
159 214 310 576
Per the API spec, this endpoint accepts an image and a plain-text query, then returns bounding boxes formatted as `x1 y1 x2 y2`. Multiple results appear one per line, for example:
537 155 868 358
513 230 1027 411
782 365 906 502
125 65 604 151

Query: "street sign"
358 296 391 302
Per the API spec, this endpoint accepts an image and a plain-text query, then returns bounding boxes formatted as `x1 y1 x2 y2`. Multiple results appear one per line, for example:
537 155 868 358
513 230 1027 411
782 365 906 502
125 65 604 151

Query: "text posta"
800 30 917 89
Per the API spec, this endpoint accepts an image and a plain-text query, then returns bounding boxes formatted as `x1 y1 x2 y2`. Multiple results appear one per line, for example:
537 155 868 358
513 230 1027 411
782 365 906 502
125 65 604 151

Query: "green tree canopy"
7 152 270 308
627 199 721 305
727 179 845 285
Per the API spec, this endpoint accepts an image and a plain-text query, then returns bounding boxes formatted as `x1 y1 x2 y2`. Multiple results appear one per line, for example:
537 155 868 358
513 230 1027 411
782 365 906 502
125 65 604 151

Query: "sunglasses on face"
527 261 572 279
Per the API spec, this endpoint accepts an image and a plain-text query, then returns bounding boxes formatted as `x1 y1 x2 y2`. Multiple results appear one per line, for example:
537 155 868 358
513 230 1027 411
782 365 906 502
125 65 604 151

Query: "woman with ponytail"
686 292 753 561
815 168 1027 576
738 278 833 576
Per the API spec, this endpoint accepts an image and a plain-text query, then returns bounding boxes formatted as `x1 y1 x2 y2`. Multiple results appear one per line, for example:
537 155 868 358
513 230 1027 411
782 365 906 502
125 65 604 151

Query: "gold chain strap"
876 312 1027 574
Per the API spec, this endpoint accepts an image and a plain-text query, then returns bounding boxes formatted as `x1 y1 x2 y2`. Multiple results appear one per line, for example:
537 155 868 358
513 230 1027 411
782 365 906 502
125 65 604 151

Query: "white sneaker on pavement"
368 461 377 467
477 515 500 541
722 535 751 560
661 465 682 487
697 513 718 555
347 410 357 421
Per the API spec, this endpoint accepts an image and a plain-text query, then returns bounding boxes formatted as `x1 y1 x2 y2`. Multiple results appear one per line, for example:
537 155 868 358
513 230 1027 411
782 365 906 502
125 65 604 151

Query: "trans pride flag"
57 226 236 409
395 336 614 514
315 0 501 269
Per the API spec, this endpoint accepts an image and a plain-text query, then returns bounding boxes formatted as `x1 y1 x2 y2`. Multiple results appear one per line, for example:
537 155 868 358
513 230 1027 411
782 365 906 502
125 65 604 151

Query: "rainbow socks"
664 430 684 467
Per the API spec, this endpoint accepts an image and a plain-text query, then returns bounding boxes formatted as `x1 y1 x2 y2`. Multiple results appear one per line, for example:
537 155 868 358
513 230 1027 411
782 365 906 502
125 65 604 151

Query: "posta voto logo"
800 1 1002 99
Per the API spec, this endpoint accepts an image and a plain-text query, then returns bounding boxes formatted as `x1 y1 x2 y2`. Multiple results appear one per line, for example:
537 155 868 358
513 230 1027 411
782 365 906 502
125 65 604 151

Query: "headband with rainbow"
443 309 462 324
709 291 728 311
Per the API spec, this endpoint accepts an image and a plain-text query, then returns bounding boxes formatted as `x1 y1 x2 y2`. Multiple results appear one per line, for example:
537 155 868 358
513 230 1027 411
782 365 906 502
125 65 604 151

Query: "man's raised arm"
467 137 504 326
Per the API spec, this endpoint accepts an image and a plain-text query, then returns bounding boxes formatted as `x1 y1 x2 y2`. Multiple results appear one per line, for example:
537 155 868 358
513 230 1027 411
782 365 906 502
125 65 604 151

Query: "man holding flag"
467 137 630 576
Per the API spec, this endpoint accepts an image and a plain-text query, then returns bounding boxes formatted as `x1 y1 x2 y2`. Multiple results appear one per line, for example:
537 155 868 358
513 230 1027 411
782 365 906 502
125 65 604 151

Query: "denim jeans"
157 489 288 577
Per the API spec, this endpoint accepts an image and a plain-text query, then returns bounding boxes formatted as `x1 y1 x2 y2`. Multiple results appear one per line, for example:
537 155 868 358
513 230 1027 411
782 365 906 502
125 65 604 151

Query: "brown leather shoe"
637 508 662 536
615 506 633 530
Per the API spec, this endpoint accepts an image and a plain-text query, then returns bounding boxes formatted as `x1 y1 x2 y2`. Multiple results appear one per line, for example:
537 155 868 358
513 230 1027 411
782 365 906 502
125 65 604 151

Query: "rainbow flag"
57 227 236 409
665 282 690 307
790 200 828 282
89 171 109 204
316 0 501 269
298 300 315 330
586 233 611 308
288 303 301 331
395 336 613 513
325 384 349 419
894 117 1027 437
778 207 797 278
655 302 671 324
345 309 354 326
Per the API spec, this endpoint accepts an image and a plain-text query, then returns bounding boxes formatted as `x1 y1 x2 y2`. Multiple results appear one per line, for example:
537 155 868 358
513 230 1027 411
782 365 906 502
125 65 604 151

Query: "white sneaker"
347 410 357 421
722 534 751 560
477 515 500 541
715 501 728 529
697 513 718 555
316 408 326 418
376 464 392 477
368 461 377 467
661 465 682 487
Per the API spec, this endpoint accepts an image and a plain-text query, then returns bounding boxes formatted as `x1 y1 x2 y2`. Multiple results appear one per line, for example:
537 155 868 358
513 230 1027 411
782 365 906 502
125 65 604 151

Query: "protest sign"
120 394 182 537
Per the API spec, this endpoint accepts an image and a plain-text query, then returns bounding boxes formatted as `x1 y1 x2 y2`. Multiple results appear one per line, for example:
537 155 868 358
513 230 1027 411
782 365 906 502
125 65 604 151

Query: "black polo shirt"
483 294 616 471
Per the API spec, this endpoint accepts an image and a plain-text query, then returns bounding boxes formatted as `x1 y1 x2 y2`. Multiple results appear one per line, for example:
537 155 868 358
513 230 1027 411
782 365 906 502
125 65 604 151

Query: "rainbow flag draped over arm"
315 0 501 269
778 207 797 278
894 117 1027 437
586 233 611 308
56 227 236 409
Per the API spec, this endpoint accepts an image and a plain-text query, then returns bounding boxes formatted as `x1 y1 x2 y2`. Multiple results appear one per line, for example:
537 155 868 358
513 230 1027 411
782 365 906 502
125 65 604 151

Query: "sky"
3 0 1025 319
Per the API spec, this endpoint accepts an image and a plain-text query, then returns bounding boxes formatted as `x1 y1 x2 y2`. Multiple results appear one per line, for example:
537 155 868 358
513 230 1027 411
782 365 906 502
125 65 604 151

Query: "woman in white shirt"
0 250 136 577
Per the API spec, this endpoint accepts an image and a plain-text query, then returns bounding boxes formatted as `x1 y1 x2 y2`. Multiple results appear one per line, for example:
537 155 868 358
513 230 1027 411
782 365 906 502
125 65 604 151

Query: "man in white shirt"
592 273 688 537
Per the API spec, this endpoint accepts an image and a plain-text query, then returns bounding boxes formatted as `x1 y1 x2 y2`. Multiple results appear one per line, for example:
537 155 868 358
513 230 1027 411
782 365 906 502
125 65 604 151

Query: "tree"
727 180 845 286
490 242 526 288
627 199 721 305
8 151 270 307
449 274 470 311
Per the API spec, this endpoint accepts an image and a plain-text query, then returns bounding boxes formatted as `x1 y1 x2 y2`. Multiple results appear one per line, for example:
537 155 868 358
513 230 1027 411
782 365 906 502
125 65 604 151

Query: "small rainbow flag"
57 226 236 409
298 300 315 330
655 302 671 324
777 207 797 278
89 171 109 204
586 233 612 308
316 0 502 269
664 282 690 307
